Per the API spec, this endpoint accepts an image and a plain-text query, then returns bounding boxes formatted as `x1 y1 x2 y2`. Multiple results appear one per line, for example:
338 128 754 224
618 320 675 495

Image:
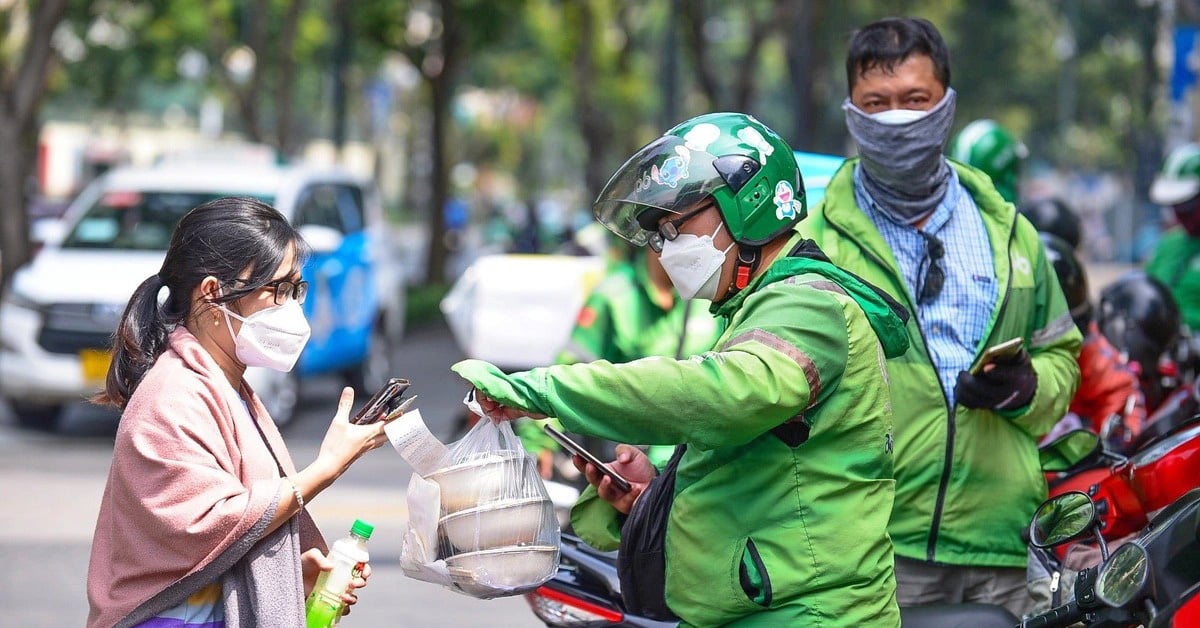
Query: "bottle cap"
351 519 374 539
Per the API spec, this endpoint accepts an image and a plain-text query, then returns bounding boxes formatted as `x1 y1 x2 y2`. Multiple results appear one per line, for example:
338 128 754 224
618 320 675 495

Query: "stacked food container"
427 448 560 598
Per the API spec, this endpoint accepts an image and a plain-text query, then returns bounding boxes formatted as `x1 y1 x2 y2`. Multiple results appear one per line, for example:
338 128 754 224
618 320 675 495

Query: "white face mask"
658 223 734 301
217 291 311 372
869 108 930 126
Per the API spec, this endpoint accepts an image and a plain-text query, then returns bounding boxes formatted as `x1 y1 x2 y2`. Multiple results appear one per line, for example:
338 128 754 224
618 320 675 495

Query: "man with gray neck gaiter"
796 16 1082 620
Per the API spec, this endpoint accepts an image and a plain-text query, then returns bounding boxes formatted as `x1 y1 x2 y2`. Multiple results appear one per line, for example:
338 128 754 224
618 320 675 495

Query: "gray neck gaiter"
844 89 957 225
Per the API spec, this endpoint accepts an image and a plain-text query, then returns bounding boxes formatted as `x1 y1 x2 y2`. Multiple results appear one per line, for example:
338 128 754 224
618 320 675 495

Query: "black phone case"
351 378 410 424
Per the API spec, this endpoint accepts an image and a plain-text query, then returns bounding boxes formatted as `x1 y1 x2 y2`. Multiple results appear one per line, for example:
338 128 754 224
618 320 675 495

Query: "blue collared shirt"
853 164 998 406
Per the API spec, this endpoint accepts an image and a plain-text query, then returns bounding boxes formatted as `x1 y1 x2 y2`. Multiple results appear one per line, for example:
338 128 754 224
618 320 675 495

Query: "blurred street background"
1 0 1198 625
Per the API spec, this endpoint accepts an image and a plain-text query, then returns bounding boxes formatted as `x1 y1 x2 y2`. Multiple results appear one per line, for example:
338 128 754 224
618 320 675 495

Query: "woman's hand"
340 562 372 616
301 547 331 597
300 547 371 617
474 388 547 422
574 444 656 514
314 387 390 482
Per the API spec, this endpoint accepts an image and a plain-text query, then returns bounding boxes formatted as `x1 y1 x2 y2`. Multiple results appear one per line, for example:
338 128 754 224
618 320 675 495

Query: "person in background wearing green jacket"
455 112 910 627
516 246 721 474
796 17 1081 617
1146 142 1200 332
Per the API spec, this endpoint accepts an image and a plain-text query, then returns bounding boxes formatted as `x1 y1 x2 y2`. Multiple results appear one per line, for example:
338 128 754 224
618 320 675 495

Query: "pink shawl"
87 327 325 627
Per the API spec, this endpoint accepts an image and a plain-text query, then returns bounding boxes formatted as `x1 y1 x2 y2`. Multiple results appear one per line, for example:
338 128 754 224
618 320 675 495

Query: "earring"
214 311 220 326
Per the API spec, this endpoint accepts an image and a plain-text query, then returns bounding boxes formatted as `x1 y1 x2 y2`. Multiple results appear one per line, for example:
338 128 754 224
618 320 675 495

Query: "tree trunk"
423 0 462 285
0 119 31 293
783 0 829 152
331 0 352 153
0 0 70 293
731 3 779 113
681 0 723 110
275 0 307 157
572 1 612 207
228 0 269 144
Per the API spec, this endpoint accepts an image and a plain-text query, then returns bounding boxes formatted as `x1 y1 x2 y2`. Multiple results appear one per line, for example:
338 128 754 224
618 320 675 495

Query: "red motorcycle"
1042 388 1200 553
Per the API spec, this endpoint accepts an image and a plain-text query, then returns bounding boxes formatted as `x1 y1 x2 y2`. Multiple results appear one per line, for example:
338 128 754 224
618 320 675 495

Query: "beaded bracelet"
285 476 305 510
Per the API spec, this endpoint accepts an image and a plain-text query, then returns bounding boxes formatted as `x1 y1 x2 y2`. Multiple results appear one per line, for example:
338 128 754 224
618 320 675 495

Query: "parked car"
0 158 407 430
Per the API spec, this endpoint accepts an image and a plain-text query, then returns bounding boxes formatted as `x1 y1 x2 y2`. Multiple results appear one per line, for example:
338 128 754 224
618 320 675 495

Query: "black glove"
955 349 1037 411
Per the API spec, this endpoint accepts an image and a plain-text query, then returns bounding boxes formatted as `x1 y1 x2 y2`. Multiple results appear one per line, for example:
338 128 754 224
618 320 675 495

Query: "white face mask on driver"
216 289 311 372
658 223 734 301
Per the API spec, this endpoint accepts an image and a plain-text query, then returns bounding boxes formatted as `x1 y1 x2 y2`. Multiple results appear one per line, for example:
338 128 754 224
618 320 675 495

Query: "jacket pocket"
738 538 772 607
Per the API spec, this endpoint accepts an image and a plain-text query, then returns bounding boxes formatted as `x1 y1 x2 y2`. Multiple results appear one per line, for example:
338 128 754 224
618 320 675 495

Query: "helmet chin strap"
728 244 761 296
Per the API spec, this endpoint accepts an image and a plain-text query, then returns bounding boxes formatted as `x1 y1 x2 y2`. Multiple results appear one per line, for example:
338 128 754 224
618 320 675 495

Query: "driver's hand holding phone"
544 425 656 514
955 337 1037 411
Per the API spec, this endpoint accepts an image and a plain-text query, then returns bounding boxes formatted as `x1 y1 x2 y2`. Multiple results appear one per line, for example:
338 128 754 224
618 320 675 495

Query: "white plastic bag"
398 394 560 599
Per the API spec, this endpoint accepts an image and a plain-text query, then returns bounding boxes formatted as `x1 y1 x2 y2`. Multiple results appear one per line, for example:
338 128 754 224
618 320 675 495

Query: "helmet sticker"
774 180 799 220
649 145 691 189
683 123 720 152
737 126 775 164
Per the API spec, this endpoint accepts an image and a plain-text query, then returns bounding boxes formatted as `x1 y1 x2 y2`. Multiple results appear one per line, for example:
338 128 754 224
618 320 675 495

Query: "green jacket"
1146 227 1200 332
515 258 720 458
797 159 1082 567
454 236 908 627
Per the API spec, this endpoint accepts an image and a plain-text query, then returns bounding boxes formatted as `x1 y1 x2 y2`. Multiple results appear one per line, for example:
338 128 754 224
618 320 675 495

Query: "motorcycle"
525 534 1018 627
1021 487 1200 627
1041 403 1200 555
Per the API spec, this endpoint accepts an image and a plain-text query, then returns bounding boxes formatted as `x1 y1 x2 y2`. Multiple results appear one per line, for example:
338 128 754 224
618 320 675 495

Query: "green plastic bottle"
305 519 374 628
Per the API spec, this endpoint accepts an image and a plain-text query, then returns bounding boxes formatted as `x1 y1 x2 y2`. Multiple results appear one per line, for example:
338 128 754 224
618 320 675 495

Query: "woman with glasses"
86 197 393 628
456 112 912 626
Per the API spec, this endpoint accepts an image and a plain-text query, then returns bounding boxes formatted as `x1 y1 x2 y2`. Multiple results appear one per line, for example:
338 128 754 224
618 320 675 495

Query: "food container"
426 450 532 513
445 545 559 598
439 497 552 552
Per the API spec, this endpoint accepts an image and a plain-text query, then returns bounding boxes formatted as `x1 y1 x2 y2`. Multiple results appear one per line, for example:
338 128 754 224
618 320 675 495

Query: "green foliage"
405 282 451 327
36 0 1169 201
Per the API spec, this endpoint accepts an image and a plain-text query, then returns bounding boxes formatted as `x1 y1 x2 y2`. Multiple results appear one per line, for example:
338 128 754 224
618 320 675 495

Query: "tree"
0 0 71 292
357 0 523 284
203 0 314 157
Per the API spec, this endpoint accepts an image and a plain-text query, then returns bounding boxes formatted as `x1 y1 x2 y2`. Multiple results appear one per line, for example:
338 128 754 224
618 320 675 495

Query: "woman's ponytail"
94 274 178 408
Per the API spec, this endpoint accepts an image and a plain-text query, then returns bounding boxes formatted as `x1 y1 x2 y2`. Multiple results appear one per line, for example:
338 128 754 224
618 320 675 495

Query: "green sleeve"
568 485 624 551
1007 238 1083 436
453 285 850 451
1144 231 1177 285
514 417 563 454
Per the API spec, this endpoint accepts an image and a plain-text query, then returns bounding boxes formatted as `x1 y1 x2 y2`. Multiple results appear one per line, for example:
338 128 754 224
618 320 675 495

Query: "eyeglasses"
647 204 712 253
916 230 945 305
262 278 309 305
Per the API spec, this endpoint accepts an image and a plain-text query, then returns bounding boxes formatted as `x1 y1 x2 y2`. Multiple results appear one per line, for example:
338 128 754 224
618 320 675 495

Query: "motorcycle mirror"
1030 491 1097 548
1096 542 1153 608
1039 429 1103 473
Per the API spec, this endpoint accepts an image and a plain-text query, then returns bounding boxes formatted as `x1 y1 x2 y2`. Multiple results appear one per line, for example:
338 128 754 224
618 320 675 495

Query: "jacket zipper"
925 217 1018 560
827 211 1018 562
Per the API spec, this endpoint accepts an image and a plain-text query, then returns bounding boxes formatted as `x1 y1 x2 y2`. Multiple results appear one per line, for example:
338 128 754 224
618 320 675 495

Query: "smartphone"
970 337 1025 375
543 425 633 493
351 377 411 424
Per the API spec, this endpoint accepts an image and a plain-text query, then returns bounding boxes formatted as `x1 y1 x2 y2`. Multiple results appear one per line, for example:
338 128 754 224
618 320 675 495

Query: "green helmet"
948 119 1027 203
592 112 805 248
1150 143 1200 206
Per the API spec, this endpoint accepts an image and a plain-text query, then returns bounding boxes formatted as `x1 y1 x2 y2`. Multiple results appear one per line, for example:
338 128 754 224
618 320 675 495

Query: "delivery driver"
453 112 910 627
